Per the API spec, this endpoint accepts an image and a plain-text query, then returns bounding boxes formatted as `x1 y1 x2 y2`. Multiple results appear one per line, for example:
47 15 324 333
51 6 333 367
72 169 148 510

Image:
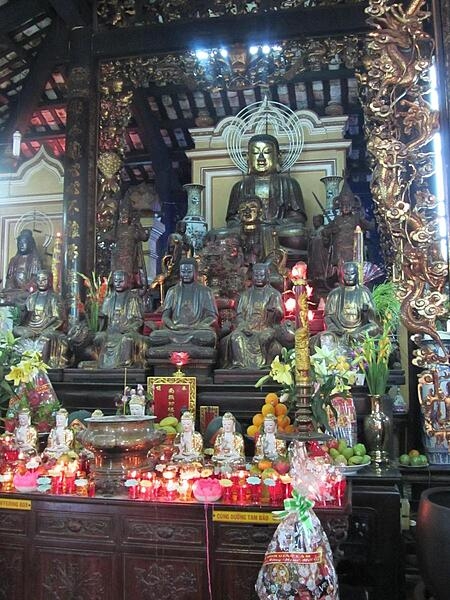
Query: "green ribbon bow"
272 490 315 531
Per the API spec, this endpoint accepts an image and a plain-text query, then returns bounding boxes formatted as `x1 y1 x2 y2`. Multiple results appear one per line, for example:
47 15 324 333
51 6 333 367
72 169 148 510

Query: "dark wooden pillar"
63 25 97 325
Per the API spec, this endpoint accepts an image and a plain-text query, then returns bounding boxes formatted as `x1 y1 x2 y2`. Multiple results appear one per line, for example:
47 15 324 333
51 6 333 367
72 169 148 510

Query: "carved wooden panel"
35 510 114 541
33 547 116 600
214 559 260 600
214 522 276 550
0 510 28 534
123 555 206 600
122 517 204 547
0 546 25 600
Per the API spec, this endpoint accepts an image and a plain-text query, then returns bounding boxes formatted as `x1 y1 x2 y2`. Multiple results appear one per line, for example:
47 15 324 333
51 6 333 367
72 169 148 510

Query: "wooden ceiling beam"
47 0 91 29
94 3 369 58
0 18 69 142
0 0 46 35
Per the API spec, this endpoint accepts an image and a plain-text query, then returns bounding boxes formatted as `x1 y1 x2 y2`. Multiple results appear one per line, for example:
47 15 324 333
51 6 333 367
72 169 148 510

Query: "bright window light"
430 64 448 261
195 49 209 61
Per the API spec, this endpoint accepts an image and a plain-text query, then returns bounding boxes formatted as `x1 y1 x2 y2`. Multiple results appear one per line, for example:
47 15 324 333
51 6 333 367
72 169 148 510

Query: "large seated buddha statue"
79 270 148 369
321 261 380 351
219 263 294 369
147 258 218 359
13 269 70 368
226 133 308 254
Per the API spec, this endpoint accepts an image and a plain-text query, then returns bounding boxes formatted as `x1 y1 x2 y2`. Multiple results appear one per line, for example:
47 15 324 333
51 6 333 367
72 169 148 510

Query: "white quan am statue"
13 408 38 455
213 412 245 465
173 411 204 462
43 408 74 458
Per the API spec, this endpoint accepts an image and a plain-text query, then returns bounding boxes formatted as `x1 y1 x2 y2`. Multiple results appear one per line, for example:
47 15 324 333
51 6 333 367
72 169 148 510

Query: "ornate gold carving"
99 37 361 93
358 0 448 362
96 0 365 27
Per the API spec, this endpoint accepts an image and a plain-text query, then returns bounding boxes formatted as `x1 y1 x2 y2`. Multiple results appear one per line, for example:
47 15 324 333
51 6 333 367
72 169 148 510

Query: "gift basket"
256 440 339 599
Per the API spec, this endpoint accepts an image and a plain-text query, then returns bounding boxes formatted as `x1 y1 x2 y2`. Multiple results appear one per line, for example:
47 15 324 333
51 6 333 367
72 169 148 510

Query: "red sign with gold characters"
147 376 196 421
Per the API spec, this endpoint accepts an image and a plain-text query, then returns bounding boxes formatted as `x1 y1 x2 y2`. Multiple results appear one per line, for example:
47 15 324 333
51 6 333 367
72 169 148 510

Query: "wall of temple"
0 147 64 284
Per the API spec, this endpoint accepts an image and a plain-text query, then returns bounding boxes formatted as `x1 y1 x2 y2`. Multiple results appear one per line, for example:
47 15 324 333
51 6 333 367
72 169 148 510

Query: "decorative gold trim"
358 0 448 363
147 376 196 420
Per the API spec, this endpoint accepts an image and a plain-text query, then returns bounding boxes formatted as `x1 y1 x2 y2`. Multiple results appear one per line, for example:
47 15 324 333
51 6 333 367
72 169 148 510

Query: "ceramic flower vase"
320 175 343 222
363 394 392 467
182 183 207 254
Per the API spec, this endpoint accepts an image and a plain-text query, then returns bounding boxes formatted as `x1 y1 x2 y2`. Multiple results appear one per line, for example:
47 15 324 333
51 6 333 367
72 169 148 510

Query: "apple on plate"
273 458 290 475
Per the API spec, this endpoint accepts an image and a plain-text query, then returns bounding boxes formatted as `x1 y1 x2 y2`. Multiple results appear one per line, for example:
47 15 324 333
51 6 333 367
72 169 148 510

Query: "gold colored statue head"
247 134 281 175
238 196 262 225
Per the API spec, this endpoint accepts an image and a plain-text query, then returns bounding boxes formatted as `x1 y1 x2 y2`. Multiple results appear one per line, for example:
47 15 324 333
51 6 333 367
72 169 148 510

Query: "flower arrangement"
78 271 110 332
309 345 358 428
357 280 401 397
255 344 358 430
0 333 61 433
255 347 296 406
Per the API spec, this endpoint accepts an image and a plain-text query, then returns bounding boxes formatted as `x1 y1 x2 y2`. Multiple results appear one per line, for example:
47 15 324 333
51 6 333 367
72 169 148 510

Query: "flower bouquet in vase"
358 281 401 466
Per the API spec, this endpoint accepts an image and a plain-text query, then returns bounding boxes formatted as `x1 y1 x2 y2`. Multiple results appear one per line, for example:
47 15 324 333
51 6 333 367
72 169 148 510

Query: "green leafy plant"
358 279 401 396
359 324 392 396
78 272 110 332
309 345 358 429
255 347 296 407
372 281 401 329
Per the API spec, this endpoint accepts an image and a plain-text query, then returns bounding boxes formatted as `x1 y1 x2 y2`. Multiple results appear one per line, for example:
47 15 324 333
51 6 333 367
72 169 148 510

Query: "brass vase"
363 394 392 467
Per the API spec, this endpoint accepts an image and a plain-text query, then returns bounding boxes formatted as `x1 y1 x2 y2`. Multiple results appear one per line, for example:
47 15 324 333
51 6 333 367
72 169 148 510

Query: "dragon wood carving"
358 0 449 366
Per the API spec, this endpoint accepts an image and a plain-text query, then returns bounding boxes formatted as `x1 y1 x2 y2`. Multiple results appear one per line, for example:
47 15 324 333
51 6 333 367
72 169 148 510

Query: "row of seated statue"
0 132 379 370
1 257 380 372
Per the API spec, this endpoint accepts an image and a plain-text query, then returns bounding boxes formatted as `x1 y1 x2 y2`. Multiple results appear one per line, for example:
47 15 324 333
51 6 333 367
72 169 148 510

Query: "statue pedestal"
148 358 215 382
213 368 268 385
63 368 148 384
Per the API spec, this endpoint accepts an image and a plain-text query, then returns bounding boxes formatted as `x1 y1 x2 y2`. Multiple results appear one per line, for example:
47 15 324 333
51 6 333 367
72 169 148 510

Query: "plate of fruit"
398 450 429 468
336 463 369 475
321 439 371 474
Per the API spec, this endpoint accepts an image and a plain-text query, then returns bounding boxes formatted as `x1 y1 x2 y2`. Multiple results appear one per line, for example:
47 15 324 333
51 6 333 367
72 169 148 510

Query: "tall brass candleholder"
288 261 329 442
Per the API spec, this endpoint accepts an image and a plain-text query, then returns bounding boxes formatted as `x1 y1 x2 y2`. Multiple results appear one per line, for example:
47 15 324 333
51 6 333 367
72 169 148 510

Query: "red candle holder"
247 476 262 504
220 479 233 504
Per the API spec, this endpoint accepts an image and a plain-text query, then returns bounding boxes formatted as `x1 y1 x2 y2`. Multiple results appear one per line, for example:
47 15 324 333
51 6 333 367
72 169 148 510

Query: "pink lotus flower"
169 352 190 367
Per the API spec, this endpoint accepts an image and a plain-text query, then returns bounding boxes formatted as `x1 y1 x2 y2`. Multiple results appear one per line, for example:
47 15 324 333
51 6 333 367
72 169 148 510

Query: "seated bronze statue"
80 270 148 369
147 258 218 359
226 133 308 254
322 261 380 350
0 229 42 307
219 262 294 369
13 269 69 368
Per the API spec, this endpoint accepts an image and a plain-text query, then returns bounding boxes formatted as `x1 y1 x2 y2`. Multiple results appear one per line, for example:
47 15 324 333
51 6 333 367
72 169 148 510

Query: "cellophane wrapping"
255 441 339 599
